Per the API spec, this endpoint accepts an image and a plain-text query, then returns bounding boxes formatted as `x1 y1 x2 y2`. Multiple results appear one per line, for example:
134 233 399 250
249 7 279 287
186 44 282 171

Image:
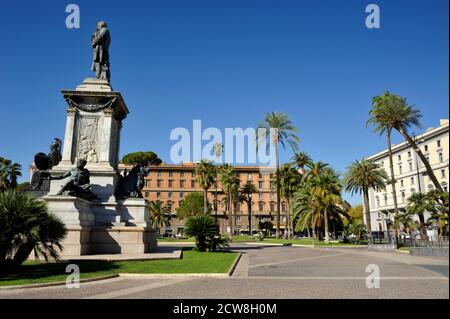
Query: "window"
168 171 173 178
167 202 172 210
259 173 263 179
437 140 441 148
410 177 415 185
439 152 443 163
380 161 384 167
180 172 185 178
400 180 404 188
168 192 172 198
399 165 402 174
180 180 184 188
191 180 195 188
401 191 406 203
192 172 196 178
281 202 286 212
269 181 274 188
156 192 161 198
424 145 429 152
259 202 264 211
408 151 412 158
248 173 252 179
237 216 241 222
270 193 274 200
145 180 149 188
398 155 401 161
269 174 274 179
409 162 413 172
258 192 263 200
168 180 173 188
384 195 388 206
258 181 264 189
441 170 446 178
180 192 184 199
157 180 162 187
376 196 380 208
157 171 162 177
270 202 275 211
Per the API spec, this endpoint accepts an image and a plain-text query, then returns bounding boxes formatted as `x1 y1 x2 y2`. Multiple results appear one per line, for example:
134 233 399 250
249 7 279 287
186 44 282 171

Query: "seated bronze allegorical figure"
51 159 97 200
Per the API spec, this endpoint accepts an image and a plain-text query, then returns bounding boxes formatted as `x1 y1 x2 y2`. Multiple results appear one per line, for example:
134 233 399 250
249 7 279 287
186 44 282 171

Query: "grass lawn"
398 246 410 251
0 248 238 287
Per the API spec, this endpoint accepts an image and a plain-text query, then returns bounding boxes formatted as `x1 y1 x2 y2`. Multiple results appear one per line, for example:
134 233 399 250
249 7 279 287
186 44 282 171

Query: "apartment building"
365 119 449 232
140 163 287 236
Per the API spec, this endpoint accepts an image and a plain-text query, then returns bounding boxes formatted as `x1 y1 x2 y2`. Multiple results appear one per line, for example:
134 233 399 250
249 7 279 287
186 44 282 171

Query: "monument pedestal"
43 78 157 256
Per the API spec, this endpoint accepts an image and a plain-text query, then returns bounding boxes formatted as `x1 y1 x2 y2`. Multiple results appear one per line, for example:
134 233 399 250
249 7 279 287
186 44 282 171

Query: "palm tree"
275 163 302 238
343 159 388 238
302 161 329 182
375 92 442 191
291 183 322 242
292 152 312 175
0 157 22 191
219 164 239 238
213 143 223 218
291 168 344 244
195 160 217 214
184 215 221 252
257 112 300 238
148 200 171 232
0 190 67 270
367 92 401 216
240 181 257 239
311 168 342 244
406 192 432 236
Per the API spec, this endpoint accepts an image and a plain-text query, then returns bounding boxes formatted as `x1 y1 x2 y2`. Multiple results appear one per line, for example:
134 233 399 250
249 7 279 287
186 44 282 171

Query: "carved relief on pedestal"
75 117 99 164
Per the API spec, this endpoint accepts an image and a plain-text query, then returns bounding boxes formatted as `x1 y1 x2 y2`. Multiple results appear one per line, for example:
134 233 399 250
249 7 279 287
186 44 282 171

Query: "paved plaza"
0 244 448 299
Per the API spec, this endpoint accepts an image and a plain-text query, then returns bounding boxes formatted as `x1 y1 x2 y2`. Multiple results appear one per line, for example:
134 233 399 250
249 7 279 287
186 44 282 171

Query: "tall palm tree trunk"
324 207 330 244
275 141 281 239
363 189 373 240
203 189 208 214
386 129 399 217
286 198 291 239
398 127 443 192
227 193 233 239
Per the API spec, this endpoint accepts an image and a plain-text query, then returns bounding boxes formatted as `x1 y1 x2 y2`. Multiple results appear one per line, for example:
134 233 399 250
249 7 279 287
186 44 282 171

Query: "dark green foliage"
184 215 229 252
176 192 211 220
121 151 162 166
0 157 22 191
0 190 67 270
258 221 274 239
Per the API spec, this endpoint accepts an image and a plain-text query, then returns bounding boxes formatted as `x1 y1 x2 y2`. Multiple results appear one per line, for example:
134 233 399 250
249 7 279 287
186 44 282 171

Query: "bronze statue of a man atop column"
91 21 111 82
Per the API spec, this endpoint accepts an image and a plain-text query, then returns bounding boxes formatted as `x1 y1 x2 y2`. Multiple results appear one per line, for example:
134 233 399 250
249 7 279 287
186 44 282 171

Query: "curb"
0 274 119 290
227 252 242 276
244 242 292 247
118 273 229 278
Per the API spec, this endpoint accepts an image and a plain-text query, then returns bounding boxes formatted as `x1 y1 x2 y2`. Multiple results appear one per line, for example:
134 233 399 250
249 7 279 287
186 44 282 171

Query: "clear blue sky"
0 0 448 205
